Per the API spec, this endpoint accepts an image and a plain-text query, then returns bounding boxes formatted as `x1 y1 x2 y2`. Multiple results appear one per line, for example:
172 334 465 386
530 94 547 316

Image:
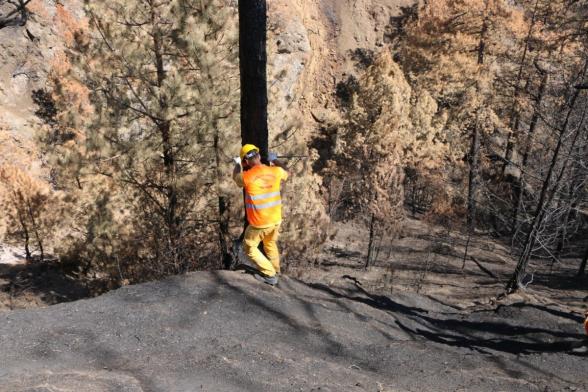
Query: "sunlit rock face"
266 0 416 146
0 1 81 126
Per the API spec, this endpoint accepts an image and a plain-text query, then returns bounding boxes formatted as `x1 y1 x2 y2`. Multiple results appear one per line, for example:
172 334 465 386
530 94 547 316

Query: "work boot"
254 273 278 286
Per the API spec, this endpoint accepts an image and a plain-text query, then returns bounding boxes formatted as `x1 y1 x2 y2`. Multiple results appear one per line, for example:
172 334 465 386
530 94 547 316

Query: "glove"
268 152 278 162
233 156 241 165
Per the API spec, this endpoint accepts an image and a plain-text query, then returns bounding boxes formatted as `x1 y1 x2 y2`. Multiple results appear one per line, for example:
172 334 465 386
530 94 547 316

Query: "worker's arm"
271 159 288 170
232 162 244 187
268 152 289 178
271 161 289 181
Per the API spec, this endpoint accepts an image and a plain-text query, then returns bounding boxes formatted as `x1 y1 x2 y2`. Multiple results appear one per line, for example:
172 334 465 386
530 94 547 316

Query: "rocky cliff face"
0 0 83 173
0 0 415 168
266 0 416 144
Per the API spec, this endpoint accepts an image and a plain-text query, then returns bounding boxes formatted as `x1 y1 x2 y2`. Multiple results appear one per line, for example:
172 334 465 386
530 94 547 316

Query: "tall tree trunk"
463 119 480 265
152 6 177 261
238 0 269 236
26 201 44 262
213 124 232 269
239 0 268 160
17 210 31 261
506 60 588 293
502 0 539 175
464 2 488 263
511 69 548 234
553 106 588 260
466 122 481 230
365 213 376 269
578 244 588 277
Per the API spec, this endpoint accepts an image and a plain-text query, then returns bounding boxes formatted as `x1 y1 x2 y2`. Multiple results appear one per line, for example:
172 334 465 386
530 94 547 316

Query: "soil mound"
0 271 585 392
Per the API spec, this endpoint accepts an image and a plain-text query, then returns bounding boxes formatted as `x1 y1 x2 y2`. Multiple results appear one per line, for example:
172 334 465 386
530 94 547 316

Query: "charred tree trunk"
578 244 588 277
26 201 44 262
511 69 548 234
0 0 31 29
463 3 488 264
502 0 539 175
553 106 588 261
152 7 178 264
466 122 481 230
17 210 31 261
365 213 376 269
238 0 269 236
239 0 268 160
213 124 232 269
463 120 480 265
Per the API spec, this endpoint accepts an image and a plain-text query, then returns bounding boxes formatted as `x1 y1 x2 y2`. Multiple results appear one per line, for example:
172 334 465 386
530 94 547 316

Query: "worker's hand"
268 152 278 162
232 156 241 165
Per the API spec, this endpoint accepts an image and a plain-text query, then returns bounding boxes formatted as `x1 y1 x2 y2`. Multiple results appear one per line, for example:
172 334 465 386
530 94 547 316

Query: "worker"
233 144 289 286
584 310 588 336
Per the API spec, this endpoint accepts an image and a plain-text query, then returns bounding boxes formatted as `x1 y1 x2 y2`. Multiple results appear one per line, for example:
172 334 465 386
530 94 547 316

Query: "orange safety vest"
242 165 286 228
584 314 588 336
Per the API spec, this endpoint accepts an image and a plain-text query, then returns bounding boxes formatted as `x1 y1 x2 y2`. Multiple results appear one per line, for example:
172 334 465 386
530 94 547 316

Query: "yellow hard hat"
240 144 259 160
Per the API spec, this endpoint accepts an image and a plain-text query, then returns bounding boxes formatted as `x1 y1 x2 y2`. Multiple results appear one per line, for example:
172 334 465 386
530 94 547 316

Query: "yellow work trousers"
243 224 281 277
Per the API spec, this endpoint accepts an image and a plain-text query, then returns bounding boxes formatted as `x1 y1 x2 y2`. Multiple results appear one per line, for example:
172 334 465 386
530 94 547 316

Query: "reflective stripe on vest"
245 199 282 210
245 191 281 201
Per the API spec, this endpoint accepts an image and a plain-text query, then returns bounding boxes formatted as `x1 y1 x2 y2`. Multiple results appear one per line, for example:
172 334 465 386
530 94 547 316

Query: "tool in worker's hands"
228 153 307 164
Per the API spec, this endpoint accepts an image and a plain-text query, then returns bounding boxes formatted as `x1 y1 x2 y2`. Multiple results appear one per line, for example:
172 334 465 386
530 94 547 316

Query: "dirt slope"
0 270 585 392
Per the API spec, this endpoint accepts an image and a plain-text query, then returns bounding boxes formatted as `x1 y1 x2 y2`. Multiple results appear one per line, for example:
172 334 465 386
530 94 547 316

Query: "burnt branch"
0 0 33 30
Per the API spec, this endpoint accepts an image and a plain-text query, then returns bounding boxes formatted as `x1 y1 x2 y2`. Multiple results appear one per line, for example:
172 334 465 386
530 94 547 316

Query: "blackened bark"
239 0 268 160
152 6 178 255
502 0 539 175
553 104 588 261
365 213 376 269
476 15 487 65
218 195 232 268
578 244 588 277
213 123 233 269
17 210 31 261
464 2 488 264
511 70 548 234
466 123 481 229
26 200 44 262
0 0 31 29
463 120 480 265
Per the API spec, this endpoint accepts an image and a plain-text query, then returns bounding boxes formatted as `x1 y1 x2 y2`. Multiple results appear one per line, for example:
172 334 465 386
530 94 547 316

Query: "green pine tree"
47 0 240 281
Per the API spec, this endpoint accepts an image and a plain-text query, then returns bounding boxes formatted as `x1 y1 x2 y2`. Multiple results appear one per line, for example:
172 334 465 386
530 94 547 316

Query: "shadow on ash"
0 270 586 392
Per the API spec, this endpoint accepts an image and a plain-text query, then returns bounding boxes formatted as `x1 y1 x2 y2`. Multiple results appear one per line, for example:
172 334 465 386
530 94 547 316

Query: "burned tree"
506 60 588 293
238 0 268 160
0 0 31 29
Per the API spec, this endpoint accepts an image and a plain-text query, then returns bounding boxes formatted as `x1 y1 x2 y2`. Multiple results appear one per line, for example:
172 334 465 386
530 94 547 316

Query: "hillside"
0 0 413 172
0 2 587 391
1 270 586 392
